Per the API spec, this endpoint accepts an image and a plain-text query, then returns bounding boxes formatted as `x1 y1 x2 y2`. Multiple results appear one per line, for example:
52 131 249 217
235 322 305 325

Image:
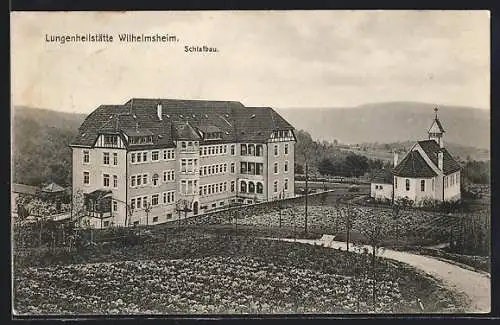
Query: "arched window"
405 179 410 191
257 182 264 194
152 173 159 186
249 181 255 193
240 181 247 193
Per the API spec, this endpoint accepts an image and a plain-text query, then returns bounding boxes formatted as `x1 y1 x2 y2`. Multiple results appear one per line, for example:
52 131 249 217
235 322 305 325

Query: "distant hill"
276 102 490 150
12 106 86 186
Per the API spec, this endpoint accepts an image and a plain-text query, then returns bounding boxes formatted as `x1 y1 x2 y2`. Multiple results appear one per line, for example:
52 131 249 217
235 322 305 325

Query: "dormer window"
104 135 118 145
128 135 153 145
205 132 222 140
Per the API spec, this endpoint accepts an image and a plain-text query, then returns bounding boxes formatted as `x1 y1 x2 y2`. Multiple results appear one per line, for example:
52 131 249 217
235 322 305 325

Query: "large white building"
371 108 461 205
71 98 296 228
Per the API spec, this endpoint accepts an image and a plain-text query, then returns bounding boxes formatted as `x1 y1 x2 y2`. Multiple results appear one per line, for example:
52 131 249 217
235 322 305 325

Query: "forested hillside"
12 106 85 186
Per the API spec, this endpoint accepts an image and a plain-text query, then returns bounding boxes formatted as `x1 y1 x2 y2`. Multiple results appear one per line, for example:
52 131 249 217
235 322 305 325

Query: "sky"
11 11 490 114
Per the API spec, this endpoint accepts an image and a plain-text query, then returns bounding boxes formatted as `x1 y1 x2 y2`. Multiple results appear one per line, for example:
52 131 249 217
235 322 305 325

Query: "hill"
11 106 86 186
276 102 490 150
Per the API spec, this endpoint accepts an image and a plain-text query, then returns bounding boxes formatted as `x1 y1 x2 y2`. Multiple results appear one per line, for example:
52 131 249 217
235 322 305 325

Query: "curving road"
266 235 490 313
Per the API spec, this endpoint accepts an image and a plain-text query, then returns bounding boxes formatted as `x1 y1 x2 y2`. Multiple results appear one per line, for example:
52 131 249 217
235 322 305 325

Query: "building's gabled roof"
392 150 437 178
371 168 393 184
417 140 461 175
12 183 39 195
71 98 295 148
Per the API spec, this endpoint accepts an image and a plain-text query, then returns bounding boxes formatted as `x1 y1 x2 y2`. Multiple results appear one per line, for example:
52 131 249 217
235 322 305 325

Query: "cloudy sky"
11 11 490 113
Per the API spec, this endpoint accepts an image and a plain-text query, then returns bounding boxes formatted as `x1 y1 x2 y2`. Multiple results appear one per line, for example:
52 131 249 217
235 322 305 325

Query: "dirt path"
266 236 490 313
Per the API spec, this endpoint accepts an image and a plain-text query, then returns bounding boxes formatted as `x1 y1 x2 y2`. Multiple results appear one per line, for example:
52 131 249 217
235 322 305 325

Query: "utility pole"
305 160 308 233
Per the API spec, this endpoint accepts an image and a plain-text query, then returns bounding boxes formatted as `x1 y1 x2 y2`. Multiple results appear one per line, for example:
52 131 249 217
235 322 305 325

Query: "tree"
318 158 334 176
144 202 152 226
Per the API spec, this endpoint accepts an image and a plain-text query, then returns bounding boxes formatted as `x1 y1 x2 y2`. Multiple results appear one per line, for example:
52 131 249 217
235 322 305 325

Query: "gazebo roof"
41 182 66 193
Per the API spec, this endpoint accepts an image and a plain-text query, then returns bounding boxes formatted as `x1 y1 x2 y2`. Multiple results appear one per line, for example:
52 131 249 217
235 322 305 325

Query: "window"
231 145 235 155
142 174 148 185
231 163 235 173
241 144 247 156
241 162 247 174
248 144 255 156
113 153 118 165
223 164 227 173
143 196 148 207
152 174 159 186
181 159 187 172
274 180 278 193
432 178 435 191
284 161 288 173
163 192 167 204
256 145 263 156
83 172 90 185
133 221 139 226
380 185 383 190
137 152 142 163
153 216 159 223
249 182 255 193
240 181 247 193
166 213 172 220
104 221 110 227
103 152 110 165
152 194 159 206
274 145 278 156
181 141 187 149
104 135 118 145
256 163 263 175
284 179 289 190
421 180 425 192
257 182 263 194
131 153 136 163
83 150 90 164
274 162 279 174
131 198 136 210
103 174 110 187
375 185 379 190
136 197 142 209
131 175 136 187
142 152 147 162
181 180 187 195
113 201 118 211
136 175 142 186
405 179 410 191
224 145 227 154
152 151 159 161
113 175 118 188
231 181 235 192
284 144 289 155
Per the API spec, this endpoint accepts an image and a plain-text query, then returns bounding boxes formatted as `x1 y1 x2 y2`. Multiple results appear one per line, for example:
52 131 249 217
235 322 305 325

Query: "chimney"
157 103 163 121
393 152 399 167
438 151 444 170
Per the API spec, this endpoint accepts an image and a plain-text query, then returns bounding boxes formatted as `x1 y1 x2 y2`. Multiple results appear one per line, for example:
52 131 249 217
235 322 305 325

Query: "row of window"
130 174 149 187
444 173 459 189
82 172 119 188
395 178 434 192
240 144 264 156
130 149 175 164
200 163 228 176
180 158 199 173
273 161 288 174
180 141 199 152
240 162 264 175
83 151 119 166
180 179 199 195
130 191 175 210
199 182 228 196
239 181 264 194
200 144 228 156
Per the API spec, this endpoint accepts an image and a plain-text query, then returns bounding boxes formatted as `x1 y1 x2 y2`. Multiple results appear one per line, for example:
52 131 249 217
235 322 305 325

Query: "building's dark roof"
392 150 438 178
12 183 39 195
71 99 295 147
417 140 461 175
371 169 393 184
